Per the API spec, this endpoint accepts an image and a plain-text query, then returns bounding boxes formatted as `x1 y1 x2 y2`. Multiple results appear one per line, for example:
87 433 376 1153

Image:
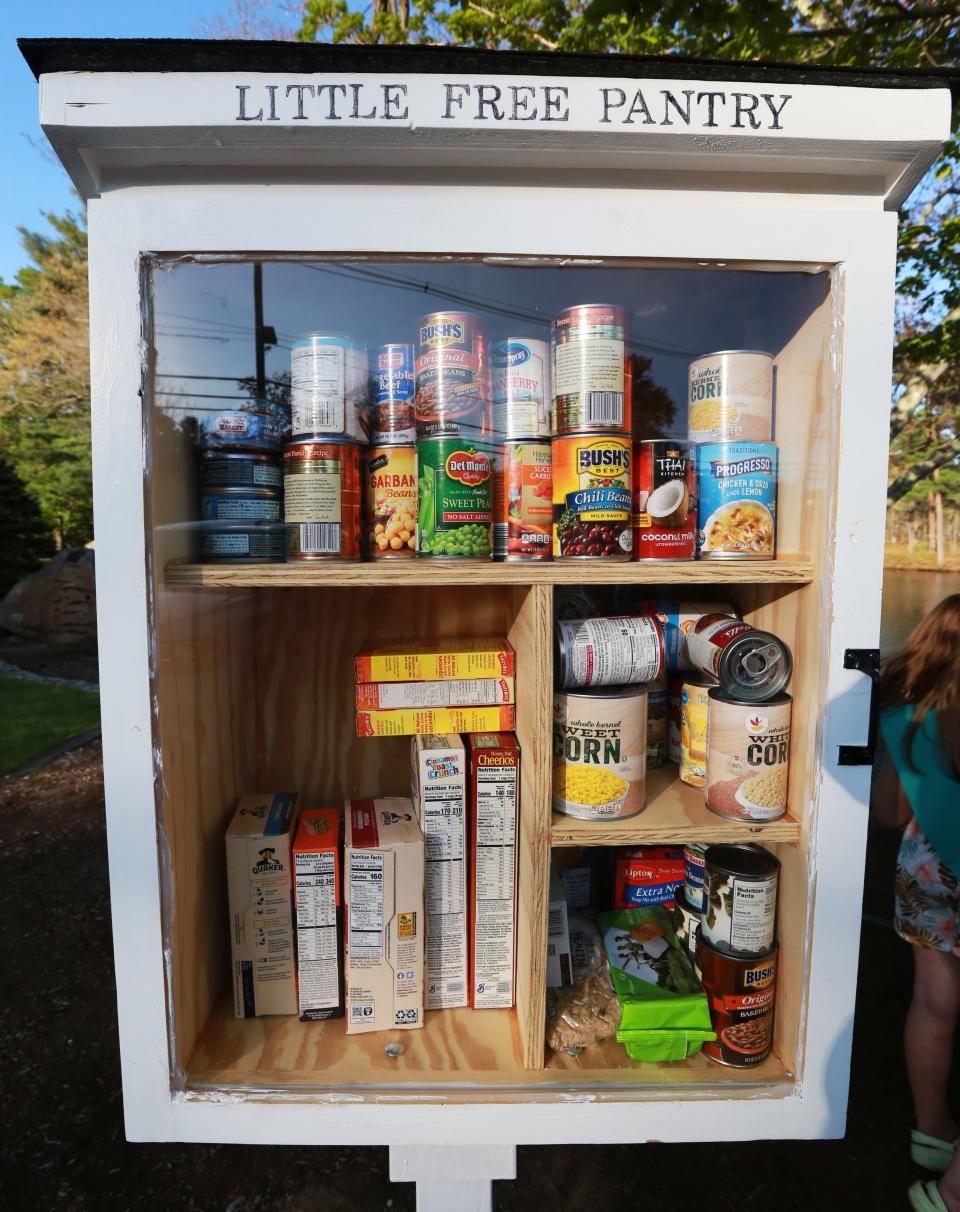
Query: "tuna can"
416 437 492 558
627 601 737 672
202 404 281 454
697 441 778 560
700 934 777 1068
493 440 552 561
706 690 792 823
492 338 551 439
199 450 281 491
552 431 632 559
702 843 779 956
555 616 664 691
646 678 668 769
283 436 361 560
415 311 490 440
683 843 707 911
632 440 697 561
370 343 416 445
688 350 774 444
364 444 417 559
672 891 702 967
667 674 683 764
551 304 629 434
200 486 281 523
553 687 647 820
290 334 368 442
679 674 714 788
686 614 792 701
197 521 286 564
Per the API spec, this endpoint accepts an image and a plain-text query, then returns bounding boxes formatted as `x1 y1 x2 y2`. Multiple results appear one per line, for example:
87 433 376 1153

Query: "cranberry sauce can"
700 934 777 1068
370 343 416 445
552 431 632 559
493 441 552 561
492 338 551 439
283 436 361 560
633 440 696 561
552 304 629 435
415 311 490 440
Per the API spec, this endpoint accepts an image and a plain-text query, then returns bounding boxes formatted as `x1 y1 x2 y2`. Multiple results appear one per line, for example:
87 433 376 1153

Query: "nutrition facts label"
422 785 467 1008
473 764 518 1008
348 852 385 959
295 850 338 1013
291 343 346 433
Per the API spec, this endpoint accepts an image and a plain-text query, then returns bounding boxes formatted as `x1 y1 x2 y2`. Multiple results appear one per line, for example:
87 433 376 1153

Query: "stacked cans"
492 337 552 561
366 344 417 559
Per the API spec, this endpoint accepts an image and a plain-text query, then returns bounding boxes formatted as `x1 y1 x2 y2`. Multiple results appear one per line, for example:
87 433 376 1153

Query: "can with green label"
416 437 493 558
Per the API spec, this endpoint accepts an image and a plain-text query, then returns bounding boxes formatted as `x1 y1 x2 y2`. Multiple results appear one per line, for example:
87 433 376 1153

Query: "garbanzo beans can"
706 690 791 822
364 444 417 558
553 687 647 821
552 431 632 559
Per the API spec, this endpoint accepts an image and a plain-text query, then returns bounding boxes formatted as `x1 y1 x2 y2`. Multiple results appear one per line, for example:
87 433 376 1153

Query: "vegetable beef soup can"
364 444 417 559
290 334 368 442
697 441 778 560
552 431 632 559
200 486 281 523
370 343 416 445
633 440 697 561
688 351 774 444
555 615 664 691
552 304 629 434
493 440 552 561
679 674 714 788
415 311 490 440
706 689 792 823
553 687 647 821
199 451 281 491
492 338 551 439
700 935 777 1068
416 437 492 558
686 614 792 701
702 843 779 956
283 436 361 560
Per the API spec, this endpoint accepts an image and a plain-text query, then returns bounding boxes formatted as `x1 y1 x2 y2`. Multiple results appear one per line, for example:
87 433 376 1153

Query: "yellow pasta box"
354 637 515 683
356 705 515 737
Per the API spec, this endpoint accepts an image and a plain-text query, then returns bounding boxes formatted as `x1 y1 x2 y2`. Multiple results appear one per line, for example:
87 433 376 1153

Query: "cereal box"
357 705 515 737
355 637 515 683
292 808 343 1022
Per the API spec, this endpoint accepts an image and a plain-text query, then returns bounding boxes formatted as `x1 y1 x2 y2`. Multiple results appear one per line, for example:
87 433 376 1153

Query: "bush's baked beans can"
633 440 697 561
702 843 779 956
683 843 707 911
290 334 368 442
370 344 416 445
416 437 492 558
686 614 792 701
700 934 777 1068
200 486 281 523
493 440 552 561
200 450 281 491
688 350 774 444
364 444 417 559
553 687 647 821
552 432 632 559
706 690 792 823
552 304 629 434
555 616 664 691
283 436 361 560
415 311 490 440
679 674 714 788
646 678 668 768
696 441 778 560
492 338 551 439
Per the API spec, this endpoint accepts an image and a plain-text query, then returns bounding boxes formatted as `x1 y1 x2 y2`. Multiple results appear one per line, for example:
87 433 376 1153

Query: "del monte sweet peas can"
416 437 492 558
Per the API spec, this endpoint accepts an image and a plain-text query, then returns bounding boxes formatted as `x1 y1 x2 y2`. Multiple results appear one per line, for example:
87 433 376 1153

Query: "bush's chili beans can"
696 441 778 560
688 350 774 444
200 486 281 523
552 687 647 821
706 690 792 823
415 312 490 440
290 334 368 442
370 343 416 444
200 450 281 491
700 935 778 1068
552 304 629 434
633 440 697 561
416 437 492 558
492 338 551 439
493 441 552 561
555 616 664 691
686 613 792 701
702 844 779 956
364 444 417 559
283 436 361 560
679 674 714 788
552 432 632 559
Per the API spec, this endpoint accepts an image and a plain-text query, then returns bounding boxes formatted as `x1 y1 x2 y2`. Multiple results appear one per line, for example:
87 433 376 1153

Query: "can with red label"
493 441 552 561
686 613 792 701
283 436 361 560
633 440 697 561
552 431 633 559
415 311 490 441
700 934 778 1068
370 343 416 445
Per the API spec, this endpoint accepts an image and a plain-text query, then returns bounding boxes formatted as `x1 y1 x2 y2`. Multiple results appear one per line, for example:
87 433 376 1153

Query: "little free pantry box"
21 34 955 1191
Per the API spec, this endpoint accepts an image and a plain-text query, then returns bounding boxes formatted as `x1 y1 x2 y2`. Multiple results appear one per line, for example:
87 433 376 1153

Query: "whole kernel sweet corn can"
553 687 647 821
705 689 791 822
687 350 773 444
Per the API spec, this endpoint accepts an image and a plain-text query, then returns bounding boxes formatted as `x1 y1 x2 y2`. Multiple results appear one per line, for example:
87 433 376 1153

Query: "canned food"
554 586 602 624
702 843 779 956
667 674 683 764
415 311 489 440
291 335 368 441
552 304 629 434
200 486 281 523
492 338 551 439
283 436 361 560
688 350 774 444
628 601 737 672
552 431 632 559
199 450 282 491
683 843 707 911
686 614 792 701
416 437 492 558
646 678 668 769
700 935 777 1068
706 690 792 822
493 441 552 561
197 521 286 564
364 444 417 559
697 441 778 559
370 343 416 444
553 687 647 821
202 404 281 454
633 440 696 561
555 616 664 691
679 674 714 788
671 891 702 967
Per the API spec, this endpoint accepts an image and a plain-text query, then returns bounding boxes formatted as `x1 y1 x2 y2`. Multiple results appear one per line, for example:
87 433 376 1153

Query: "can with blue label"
370 343 416 445
200 486 281 523
493 337 551 439
696 441 777 560
202 405 281 454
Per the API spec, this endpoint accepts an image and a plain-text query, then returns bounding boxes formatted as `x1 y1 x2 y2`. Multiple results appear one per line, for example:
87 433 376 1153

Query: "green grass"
0 674 100 777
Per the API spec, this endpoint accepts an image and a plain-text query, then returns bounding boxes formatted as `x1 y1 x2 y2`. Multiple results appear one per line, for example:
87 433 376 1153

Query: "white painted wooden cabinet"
24 36 952 1188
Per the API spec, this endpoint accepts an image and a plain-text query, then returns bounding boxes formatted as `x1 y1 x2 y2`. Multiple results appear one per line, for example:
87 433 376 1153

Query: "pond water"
880 569 960 654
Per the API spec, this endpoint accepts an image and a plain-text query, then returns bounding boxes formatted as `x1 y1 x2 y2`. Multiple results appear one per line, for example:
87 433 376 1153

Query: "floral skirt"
894 819 960 955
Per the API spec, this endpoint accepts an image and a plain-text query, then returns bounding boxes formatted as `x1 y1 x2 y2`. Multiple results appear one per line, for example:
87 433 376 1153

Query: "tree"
0 457 54 597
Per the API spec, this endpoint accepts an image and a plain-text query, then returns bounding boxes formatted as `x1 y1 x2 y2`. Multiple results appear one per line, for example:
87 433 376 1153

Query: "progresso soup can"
415 311 490 440
706 690 792 823
697 441 778 559
553 687 648 821
633 440 697 561
555 615 664 691
493 338 551 439
283 436 361 560
552 304 630 434
416 437 492 558
688 350 774 444
370 343 416 445
552 432 632 559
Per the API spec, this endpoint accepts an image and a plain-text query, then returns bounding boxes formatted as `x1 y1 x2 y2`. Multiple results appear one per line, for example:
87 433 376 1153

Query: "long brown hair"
880 593 960 777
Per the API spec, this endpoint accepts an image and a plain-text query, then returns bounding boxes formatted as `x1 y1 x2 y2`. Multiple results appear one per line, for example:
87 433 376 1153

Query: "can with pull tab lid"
685 614 792 702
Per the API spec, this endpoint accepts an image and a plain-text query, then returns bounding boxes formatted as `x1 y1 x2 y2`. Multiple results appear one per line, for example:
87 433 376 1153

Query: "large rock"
0 548 96 645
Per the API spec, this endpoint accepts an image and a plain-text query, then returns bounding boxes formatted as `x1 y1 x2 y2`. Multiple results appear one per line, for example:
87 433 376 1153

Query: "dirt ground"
1 742 956 1211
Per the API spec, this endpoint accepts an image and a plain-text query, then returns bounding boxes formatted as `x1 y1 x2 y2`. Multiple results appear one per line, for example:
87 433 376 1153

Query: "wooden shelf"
165 557 814 589
550 764 802 847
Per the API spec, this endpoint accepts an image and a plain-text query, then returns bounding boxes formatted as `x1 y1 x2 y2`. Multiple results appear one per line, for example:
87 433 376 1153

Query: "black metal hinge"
837 648 881 767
